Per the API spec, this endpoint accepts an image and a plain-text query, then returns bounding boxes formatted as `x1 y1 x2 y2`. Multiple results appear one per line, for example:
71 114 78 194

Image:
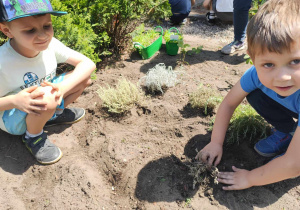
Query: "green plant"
227 104 270 145
249 0 267 19
163 29 183 43
132 24 160 47
189 85 222 116
139 63 182 94
97 78 146 114
0 32 7 46
51 0 101 63
244 54 253 65
177 39 203 65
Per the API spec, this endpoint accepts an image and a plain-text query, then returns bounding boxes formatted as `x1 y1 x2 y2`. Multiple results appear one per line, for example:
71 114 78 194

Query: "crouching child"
196 0 300 190
0 0 96 164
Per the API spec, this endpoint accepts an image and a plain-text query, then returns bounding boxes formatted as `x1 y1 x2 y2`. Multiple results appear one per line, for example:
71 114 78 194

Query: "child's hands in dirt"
195 142 223 166
13 86 47 115
41 81 63 104
217 166 252 190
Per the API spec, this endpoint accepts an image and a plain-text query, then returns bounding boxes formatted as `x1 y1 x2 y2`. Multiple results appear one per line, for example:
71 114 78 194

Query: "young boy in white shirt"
0 0 96 165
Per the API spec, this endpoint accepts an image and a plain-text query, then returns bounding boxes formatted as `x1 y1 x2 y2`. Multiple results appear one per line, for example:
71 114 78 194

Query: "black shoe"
45 107 85 127
22 132 62 165
206 12 216 25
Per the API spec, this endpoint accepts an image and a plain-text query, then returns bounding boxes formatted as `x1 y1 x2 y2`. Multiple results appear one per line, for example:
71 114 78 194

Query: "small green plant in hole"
177 39 203 65
188 84 222 116
227 104 270 145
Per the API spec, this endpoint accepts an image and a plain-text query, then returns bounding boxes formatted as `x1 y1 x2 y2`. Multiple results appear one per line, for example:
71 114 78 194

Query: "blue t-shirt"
169 0 191 14
240 66 300 125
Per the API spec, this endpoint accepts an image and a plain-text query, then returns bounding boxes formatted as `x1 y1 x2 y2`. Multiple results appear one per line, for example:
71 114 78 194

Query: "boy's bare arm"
0 86 47 115
58 50 96 96
196 81 249 166
218 128 300 190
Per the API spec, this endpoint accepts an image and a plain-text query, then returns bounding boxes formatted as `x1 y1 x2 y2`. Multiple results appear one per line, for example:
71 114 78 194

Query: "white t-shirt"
0 37 72 97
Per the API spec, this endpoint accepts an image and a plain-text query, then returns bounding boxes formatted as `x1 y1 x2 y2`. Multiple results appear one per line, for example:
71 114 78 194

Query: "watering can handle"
168 27 179 34
154 26 163 35
133 42 145 49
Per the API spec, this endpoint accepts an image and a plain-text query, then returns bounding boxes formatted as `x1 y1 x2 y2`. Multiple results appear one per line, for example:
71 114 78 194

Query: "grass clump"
188 85 222 115
185 161 219 189
227 104 270 145
97 78 145 114
139 63 182 94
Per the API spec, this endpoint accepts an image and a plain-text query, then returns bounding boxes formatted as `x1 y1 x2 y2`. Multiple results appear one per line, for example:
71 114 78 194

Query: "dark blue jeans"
170 13 189 24
233 0 252 42
246 89 298 133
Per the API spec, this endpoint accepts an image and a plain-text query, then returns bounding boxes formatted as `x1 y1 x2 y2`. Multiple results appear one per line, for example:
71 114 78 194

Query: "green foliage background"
0 0 171 63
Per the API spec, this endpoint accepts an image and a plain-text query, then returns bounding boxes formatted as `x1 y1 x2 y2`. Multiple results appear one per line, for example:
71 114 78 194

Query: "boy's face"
253 41 300 97
0 14 53 58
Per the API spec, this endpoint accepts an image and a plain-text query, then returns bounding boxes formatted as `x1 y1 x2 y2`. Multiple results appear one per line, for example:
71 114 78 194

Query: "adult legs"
233 0 252 42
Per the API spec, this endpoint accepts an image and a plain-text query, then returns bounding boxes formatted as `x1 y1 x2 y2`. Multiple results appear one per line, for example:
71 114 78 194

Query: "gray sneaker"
22 132 62 164
221 40 245 55
45 107 85 127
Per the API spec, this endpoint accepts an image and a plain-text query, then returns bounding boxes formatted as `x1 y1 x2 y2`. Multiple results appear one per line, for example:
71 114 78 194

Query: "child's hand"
14 86 47 115
195 142 223 166
41 81 63 104
217 166 252 190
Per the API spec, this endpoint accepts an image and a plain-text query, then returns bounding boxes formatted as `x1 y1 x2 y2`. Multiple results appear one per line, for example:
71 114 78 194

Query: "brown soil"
0 9 299 210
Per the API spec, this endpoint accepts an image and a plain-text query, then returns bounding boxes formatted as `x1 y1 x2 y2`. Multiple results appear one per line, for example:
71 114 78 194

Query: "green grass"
227 104 270 145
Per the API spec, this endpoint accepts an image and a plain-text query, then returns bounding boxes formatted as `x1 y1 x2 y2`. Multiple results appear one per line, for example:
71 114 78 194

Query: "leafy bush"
1 0 171 58
80 0 170 56
227 104 270 145
249 0 267 18
51 0 100 63
97 78 146 114
189 85 222 116
0 33 7 46
139 63 182 94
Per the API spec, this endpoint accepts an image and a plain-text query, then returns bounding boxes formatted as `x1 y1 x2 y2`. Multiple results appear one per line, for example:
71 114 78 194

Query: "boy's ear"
246 49 255 63
0 23 13 38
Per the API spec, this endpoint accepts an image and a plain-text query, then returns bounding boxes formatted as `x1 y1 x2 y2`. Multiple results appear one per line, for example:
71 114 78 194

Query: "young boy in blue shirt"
0 0 96 165
196 0 300 190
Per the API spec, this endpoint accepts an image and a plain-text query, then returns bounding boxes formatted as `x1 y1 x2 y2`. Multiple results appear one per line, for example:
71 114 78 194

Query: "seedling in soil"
188 84 222 116
177 39 203 65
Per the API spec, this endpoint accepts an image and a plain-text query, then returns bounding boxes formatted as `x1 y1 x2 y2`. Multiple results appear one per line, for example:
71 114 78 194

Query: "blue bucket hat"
0 0 67 22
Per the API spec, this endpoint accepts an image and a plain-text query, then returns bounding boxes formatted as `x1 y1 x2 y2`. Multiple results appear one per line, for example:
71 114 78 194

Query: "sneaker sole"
38 149 63 165
254 145 277 157
221 45 245 55
45 109 86 128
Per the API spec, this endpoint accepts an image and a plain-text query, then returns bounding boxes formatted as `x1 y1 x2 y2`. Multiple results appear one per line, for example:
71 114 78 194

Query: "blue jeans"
246 89 298 133
233 0 252 42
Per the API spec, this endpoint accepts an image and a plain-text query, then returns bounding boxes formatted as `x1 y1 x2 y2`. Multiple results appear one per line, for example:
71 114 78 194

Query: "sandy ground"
0 8 299 210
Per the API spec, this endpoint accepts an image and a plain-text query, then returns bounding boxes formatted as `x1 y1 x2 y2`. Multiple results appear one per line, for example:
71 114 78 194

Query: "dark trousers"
170 13 189 24
246 89 298 133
